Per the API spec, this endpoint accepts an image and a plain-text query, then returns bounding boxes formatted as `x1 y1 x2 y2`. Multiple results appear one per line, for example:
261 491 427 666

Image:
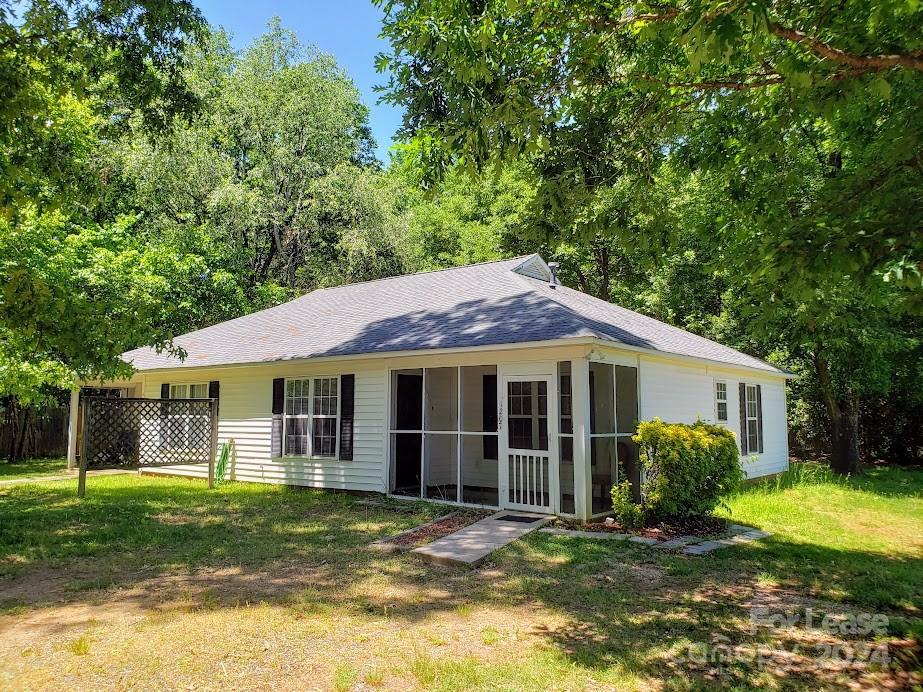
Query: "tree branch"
602 8 923 75
768 22 923 73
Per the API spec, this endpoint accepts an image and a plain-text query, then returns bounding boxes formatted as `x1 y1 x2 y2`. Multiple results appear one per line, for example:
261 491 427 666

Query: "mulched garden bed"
554 514 728 541
376 510 492 550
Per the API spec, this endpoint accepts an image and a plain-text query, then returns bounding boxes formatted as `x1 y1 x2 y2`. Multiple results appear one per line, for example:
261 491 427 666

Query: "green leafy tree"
0 0 208 405
117 21 404 302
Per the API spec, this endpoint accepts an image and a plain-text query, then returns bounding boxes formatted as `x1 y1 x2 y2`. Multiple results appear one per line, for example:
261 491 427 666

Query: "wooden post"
77 398 89 498
208 398 218 489
571 358 591 522
66 388 79 471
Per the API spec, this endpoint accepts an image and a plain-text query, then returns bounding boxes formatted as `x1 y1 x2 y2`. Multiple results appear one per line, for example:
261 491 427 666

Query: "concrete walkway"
0 469 133 487
413 511 554 566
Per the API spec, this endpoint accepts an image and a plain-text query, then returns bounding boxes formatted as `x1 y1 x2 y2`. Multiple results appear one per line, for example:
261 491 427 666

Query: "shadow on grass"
1 474 920 688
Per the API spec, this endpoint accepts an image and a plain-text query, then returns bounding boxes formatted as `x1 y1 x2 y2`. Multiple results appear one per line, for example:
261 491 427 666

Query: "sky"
194 0 403 163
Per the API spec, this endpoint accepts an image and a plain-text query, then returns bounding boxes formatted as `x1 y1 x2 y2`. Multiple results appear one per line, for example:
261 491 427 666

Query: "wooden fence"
0 406 69 461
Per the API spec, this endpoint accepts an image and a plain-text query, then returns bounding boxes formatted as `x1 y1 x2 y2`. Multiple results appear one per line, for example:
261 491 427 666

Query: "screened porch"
386 357 640 520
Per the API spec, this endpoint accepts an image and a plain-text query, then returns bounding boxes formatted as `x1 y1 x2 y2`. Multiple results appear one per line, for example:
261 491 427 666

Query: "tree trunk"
829 404 860 475
814 348 861 475
12 407 30 462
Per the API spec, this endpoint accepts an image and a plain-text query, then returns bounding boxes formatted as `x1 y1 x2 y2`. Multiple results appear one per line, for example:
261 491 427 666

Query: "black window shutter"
271 378 284 458
483 374 498 460
209 380 220 400
161 383 170 399
756 384 764 453
739 382 748 455
339 374 355 461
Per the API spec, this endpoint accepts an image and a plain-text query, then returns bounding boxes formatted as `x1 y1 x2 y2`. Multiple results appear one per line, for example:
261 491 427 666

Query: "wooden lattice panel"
82 397 216 469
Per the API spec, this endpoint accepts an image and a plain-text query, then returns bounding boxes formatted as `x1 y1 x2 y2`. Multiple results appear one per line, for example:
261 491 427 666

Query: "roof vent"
548 262 560 288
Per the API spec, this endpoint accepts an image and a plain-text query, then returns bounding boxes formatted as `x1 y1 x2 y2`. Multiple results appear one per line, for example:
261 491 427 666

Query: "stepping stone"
728 524 753 535
413 511 553 567
628 535 659 546
540 528 629 540
742 530 771 540
657 536 699 549
683 540 724 555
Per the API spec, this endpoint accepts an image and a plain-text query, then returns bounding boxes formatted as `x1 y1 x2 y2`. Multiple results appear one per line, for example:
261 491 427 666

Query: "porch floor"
412 511 554 567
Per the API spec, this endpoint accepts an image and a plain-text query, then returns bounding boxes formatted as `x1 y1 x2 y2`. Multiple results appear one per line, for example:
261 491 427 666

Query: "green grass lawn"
0 463 919 690
0 457 67 480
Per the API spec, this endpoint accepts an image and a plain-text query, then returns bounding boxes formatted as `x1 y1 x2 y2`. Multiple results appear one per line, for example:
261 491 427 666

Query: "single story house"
67 255 791 520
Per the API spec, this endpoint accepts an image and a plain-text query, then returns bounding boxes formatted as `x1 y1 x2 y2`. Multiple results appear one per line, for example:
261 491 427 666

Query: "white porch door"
499 373 559 513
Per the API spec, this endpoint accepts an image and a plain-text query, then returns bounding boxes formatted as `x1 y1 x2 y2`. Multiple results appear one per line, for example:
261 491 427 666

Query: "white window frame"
165 382 209 451
745 383 761 453
283 376 341 459
507 379 548 450
714 380 728 423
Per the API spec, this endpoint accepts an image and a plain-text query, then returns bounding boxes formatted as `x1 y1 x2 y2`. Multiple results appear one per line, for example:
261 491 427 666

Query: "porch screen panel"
588 362 641 513
460 366 499 506
390 370 423 497
589 363 617 513
424 434 458 501
615 365 641 502
424 367 458 431
558 361 575 514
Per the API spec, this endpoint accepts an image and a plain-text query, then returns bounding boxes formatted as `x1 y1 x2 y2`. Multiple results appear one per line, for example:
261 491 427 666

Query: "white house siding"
627 351 789 479
140 363 387 492
124 341 786 495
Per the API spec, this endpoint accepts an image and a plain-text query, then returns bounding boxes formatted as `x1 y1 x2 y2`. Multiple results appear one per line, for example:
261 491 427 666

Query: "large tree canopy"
117 21 405 302
0 0 210 403
377 0 922 295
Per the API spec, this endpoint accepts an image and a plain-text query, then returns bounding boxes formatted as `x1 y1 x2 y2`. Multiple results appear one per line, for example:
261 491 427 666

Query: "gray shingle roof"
122 255 786 374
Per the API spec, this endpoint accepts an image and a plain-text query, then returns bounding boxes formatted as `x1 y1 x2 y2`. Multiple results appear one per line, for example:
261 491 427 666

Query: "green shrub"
610 480 644 529
611 418 744 524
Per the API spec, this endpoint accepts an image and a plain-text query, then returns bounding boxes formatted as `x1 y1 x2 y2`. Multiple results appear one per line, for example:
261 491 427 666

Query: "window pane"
618 438 642 503
285 417 310 456
312 417 337 457
717 401 728 421
190 383 208 398
509 418 532 448
313 377 338 417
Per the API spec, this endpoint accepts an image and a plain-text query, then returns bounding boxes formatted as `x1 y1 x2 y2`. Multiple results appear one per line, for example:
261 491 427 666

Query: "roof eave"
120 335 793 379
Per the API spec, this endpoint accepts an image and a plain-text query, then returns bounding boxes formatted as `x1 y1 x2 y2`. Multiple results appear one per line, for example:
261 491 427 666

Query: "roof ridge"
311 254 538 293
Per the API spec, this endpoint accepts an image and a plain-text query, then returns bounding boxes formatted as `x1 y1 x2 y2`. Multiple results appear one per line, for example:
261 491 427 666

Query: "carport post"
77 398 88 498
66 388 79 470
208 398 218 489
